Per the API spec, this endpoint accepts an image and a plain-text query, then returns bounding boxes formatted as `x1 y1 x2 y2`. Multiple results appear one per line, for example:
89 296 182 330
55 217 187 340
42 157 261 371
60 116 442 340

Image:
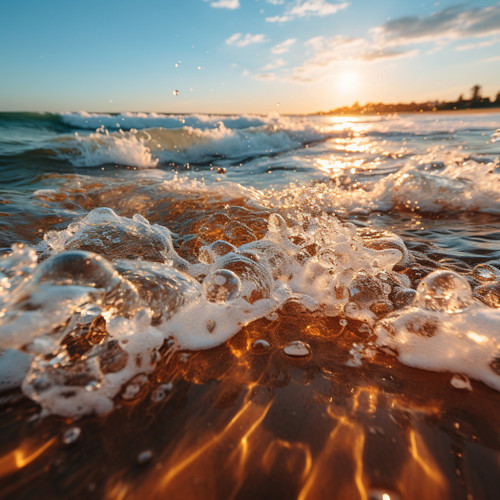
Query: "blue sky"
0 0 499 113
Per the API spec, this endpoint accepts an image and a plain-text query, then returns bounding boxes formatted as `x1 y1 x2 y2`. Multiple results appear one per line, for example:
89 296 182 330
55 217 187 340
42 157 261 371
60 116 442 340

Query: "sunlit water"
0 111 499 499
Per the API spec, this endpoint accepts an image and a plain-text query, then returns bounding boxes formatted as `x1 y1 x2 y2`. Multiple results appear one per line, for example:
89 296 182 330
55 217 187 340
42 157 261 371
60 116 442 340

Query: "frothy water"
1 204 499 416
0 109 500 497
0 112 500 417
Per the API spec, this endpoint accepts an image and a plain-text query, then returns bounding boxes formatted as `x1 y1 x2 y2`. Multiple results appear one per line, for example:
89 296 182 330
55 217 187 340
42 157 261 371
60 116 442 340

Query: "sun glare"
337 71 360 94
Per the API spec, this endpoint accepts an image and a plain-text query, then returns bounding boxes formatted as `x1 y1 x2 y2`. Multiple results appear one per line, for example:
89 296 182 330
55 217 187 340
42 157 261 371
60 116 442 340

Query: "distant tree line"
321 85 500 115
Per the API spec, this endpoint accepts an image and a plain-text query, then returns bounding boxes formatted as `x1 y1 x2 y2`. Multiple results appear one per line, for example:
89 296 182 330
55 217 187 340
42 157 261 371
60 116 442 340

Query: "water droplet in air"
63 426 81 445
203 269 241 303
283 341 311 358
137 449 153 464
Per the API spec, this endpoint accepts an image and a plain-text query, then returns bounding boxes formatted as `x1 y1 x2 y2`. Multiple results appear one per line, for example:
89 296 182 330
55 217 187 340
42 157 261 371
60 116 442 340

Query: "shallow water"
0 111 499 499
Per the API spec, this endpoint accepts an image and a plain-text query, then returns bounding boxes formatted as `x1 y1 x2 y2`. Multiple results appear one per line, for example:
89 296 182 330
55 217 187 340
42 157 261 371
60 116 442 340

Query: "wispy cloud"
271 38 297 54
263 35 416 83
261 58 287 71
455 39 497 51
372 4 500 46
255 72 278 81
481 54 500 63
207 0 240 9
252 3 500 85
226 33 267 47
266 0 349 23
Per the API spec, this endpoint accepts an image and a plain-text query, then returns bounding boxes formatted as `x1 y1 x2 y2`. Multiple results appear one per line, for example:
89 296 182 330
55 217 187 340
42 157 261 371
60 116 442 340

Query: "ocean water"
0 110 500 499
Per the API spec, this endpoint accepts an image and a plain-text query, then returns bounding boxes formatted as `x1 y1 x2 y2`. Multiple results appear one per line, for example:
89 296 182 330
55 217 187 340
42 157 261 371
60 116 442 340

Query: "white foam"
54 127 158 168
375 270 500 391
58 111 273 131
263 154 500 215
1 207 498 418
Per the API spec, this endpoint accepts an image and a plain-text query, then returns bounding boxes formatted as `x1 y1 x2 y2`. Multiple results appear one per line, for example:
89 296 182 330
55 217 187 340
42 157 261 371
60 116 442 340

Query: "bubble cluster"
1 204 499 417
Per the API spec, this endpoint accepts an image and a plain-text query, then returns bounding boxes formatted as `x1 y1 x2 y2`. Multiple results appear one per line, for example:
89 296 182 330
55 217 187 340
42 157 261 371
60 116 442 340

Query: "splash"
1 203 499 418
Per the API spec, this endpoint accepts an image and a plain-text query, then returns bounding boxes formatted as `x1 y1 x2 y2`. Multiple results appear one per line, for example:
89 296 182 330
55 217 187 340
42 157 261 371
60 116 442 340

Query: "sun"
337 71 360 93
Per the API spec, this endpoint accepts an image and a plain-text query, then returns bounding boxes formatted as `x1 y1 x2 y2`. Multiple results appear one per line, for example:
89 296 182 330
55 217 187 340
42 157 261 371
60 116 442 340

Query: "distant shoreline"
318 106 500 116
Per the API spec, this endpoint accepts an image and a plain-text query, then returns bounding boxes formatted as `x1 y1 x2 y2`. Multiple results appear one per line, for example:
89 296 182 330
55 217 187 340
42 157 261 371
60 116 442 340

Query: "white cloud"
261 58 287 71
254 3 500 85
271 38 297 54
288 35 417 82
208 0 240 9
266 0 349 23
226 33 267 47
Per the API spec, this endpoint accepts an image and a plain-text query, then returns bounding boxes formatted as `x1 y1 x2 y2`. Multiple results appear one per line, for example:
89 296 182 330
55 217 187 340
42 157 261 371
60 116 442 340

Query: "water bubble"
413 270 474 313
97 340 129 374
151 383 173 403
239 240 291 280
317 248 338 268
199 240 237 264
339 318 347 327
344 302 359 317
473 264 498 281
283 341 311 358
32 250 120 291
62 426 81 445
450 374 472 391
217 253 272 303
121 374 149 401
203 269 241 303
57 208 176 263
359 323 372 335
252 339 271 352
392 287 417 309
137 449 154 464
84 380 100 392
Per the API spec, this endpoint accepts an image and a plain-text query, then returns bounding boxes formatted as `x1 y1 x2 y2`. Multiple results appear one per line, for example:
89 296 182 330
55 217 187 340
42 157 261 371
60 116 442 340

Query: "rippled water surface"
0 111 499 499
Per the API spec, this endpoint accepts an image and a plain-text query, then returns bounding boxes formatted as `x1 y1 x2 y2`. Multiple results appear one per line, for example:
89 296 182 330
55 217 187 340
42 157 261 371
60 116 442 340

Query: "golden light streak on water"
261 439 312 485
155 385 272 497
397 429 449 499
297 416 367 500
0 438 55 477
